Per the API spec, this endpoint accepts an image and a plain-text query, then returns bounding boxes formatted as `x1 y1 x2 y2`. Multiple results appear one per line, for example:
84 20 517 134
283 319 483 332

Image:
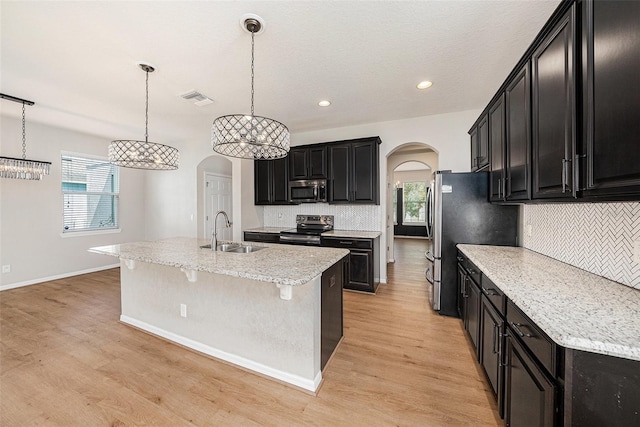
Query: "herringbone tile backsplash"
264 204 381 231
522 202 640 290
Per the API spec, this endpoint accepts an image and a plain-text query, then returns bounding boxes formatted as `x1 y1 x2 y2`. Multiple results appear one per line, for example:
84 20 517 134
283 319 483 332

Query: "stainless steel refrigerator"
425 171 518 317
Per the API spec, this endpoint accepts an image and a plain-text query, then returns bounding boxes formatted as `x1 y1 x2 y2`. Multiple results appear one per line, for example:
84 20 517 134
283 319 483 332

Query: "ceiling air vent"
180 90 214 106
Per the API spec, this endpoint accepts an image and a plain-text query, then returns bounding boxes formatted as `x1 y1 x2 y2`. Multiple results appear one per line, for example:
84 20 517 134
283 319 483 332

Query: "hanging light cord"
250 30 255 117
21 102 27 159
145 69 150 143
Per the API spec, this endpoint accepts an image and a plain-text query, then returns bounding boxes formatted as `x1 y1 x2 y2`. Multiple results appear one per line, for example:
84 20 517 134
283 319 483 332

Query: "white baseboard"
0 264 120 292
120 315 322 392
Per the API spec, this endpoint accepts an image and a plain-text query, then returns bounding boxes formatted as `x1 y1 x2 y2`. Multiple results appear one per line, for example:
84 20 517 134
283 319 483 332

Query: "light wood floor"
1 239 500 426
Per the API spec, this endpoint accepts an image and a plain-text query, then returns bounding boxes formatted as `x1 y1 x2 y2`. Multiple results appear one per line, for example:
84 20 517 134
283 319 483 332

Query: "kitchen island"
90 237 349 392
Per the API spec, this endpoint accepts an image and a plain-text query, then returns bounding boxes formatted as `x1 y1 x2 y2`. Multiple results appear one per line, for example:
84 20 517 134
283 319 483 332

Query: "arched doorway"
386 143 438 264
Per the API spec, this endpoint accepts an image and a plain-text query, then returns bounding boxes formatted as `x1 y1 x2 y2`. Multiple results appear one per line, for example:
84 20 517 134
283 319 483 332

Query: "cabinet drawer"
243 232 281 244
506 300 557 377
321 237 373 250
457 251 482 284
481 275 505 316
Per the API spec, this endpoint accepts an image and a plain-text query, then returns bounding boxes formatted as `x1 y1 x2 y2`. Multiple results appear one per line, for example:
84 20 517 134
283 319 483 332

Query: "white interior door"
204 173 233 241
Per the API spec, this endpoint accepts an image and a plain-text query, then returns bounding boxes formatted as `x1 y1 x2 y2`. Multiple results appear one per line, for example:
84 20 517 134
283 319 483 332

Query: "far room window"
61 153 119 233
402 181 427 224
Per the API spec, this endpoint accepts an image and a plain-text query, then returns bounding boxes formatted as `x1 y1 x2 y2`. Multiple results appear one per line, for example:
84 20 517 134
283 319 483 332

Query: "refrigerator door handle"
433 173 443 257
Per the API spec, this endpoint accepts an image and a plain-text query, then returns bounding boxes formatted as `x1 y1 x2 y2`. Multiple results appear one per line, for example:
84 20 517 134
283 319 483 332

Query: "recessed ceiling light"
318 100 331 107
417 81 433 89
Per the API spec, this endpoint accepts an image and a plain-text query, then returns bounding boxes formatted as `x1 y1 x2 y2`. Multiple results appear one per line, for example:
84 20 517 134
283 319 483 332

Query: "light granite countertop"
322 230 381 239
457 244 640 362
244 227 381 239
90 237 349 287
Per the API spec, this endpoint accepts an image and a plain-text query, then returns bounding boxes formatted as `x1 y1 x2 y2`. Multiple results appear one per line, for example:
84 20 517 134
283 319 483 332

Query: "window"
402 181 427 224
62 153 119 233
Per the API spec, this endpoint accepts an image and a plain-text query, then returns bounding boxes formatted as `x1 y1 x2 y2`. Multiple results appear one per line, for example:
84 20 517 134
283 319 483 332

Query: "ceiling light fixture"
417 81 433 89
318 100 331 107
211 14 290 160
0 93 51 180
109 63 179 170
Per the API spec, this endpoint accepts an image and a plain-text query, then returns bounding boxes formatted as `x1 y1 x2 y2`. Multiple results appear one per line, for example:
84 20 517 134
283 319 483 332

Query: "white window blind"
61 153 119 233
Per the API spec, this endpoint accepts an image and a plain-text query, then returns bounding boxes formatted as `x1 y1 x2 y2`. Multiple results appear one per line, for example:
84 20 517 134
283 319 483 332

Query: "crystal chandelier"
0 93 51 180
212 15 290 160
109 64 179 170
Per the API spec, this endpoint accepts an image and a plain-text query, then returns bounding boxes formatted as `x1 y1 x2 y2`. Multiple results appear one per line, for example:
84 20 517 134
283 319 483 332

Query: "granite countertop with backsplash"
457 244 640 362
90 237 349 287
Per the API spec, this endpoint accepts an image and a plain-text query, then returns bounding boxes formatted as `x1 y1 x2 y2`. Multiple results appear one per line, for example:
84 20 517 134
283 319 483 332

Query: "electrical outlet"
180 303 187 318
634 240 640 264
527 224 532 237
2 265 10 274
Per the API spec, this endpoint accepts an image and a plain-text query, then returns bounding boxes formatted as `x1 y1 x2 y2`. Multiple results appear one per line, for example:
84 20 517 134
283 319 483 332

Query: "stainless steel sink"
199 243 264 253
227 245 266 253
199 243 242 251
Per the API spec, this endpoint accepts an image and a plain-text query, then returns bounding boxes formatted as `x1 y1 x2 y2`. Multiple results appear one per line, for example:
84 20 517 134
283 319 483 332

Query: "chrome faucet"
211 210 232 251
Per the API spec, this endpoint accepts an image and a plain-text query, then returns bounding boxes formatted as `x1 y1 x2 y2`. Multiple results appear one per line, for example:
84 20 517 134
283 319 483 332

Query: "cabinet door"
532 6 576 199
352 140 379 204
308 146 328 179
254 160 272 205
328 144 351 203
505 63 532 201
465 278 481 358
582 0 640 198
481 296 504 406
347 249 374 292
478 115 489 170
489 95 506 202
504 334 556 427
271 157 290 204
289 148 308 180
470 126 479 171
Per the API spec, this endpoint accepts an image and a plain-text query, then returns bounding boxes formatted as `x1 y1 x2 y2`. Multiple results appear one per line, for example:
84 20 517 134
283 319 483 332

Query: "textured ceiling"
1 1 560 146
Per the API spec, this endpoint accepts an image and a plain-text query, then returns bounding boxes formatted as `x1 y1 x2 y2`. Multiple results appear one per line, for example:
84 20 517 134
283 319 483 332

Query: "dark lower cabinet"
456 264 467 318
321 258 344 370
505 62 532 201
243 231 280 243
581 0 640 198
321 236 378 293
532 5 577 200
505 333 557 427
480 295 504 413
464 276 481 357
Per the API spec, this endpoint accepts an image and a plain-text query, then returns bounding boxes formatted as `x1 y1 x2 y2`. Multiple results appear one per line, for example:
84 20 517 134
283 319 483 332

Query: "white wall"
288 109 480 281
0 116 146 289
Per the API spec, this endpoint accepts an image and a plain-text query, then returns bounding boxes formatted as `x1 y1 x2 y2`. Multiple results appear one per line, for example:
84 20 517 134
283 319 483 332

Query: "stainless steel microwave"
289 179 327 203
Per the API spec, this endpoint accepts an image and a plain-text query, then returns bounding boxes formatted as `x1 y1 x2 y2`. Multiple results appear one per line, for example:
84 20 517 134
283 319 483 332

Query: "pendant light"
109 63 179 170
211 14 290 160
0 93 51 180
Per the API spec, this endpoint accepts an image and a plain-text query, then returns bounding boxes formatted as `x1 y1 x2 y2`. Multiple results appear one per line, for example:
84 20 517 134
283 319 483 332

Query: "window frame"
60 151 121 237
401 181 428 226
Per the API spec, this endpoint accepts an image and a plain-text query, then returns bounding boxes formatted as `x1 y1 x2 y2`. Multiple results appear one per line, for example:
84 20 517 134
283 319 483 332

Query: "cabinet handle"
497 178 502 198
510 322 533 338
493 324 499 354
339 241 353 245
457 256 464 262
462 276 469 298
482 287 499 296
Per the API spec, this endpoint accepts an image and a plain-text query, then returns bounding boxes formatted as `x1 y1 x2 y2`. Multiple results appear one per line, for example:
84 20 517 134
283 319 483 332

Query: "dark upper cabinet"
328 144 351 203
489 95 506 202
581 0 640 198
254 157 292 205
289 145 327 180
328 137 380 204
470 115 489 172
532 5 577 200
505 62 532 201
